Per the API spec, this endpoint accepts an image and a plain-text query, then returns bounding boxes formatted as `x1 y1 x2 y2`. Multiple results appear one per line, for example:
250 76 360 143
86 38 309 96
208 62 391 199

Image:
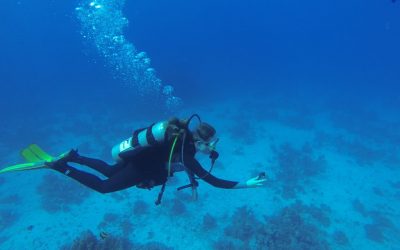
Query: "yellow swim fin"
21 144 54 162
0 144 71 174
0 161 48 174
27 144 54 162
21 147 42 163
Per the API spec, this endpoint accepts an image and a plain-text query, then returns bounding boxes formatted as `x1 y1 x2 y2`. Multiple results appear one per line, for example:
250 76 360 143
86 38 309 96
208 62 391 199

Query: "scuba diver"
0 114 267 205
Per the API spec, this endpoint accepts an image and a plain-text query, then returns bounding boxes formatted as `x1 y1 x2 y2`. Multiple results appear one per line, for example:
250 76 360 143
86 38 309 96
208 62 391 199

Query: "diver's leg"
63 150 121 177
72 156 121 177
51 162 141 193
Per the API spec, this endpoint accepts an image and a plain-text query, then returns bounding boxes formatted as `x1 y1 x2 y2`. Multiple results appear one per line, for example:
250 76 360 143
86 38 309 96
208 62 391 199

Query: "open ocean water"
0 0 399 249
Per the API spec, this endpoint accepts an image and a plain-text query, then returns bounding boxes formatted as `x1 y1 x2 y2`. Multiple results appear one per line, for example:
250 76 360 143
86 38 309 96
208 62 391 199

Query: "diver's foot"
61 149 79 162
46 160 69 173
45 149 79 169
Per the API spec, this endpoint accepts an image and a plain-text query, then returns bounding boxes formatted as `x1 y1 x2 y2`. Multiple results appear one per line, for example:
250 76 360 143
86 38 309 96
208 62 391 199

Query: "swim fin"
0 161 49 174
0 144 67 174
21 144 54 162
21 148 41 162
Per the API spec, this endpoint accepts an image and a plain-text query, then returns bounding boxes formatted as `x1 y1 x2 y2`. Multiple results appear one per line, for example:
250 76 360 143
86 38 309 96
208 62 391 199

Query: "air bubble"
76 0 182 111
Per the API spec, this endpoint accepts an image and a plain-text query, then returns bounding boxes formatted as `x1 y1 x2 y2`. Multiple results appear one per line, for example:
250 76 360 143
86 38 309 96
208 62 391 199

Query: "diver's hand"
245 175 267 188
233 173 267 189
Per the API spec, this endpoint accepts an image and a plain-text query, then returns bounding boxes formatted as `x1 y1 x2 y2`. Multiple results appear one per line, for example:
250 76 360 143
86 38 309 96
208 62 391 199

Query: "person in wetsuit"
49 115 266 204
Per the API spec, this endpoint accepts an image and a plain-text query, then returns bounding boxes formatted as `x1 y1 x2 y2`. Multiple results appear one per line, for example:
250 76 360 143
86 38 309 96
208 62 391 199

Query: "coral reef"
328 135 383 166
351 200 394 243
202 213 217 230
213 239 242 250
62 230 173 250
0 194 20 205
168 198 187 216
256 203 330 250
364 224 384 243
364 211 395 243
103 213 119 223
174 189 195 202
224 206 262 242
290 201 331 228
372 187 384 197
132 200 149 216
36 173 91 213
98 213 120 229
332 230 349 245
222 202 330 250
98 213 134 236
61 230 133 250
134 241 174 250
304 203 331 227
0 209 19 232
352 199 369 217
111 191 129 202
271 143 326 199
391 181 400 189
120 219 134 235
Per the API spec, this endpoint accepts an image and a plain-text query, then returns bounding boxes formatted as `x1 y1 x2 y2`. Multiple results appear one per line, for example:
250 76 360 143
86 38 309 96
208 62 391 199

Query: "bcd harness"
154 114 219 205
111 114 218 205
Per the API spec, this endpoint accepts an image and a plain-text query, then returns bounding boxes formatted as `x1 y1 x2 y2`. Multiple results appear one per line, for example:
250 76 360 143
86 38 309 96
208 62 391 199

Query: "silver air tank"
111 121 168 162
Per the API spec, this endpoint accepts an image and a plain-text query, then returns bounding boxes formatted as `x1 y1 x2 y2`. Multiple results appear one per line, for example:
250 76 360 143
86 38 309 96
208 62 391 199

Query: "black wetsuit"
52 129 238 194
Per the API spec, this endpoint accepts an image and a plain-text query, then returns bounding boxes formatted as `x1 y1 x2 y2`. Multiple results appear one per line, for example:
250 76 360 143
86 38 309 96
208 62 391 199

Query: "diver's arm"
185 157 239 189
231 175 267 189
186 157 267 189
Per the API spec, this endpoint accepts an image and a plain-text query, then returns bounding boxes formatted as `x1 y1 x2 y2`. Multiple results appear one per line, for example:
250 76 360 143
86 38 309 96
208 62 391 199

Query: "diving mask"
195 137 219 154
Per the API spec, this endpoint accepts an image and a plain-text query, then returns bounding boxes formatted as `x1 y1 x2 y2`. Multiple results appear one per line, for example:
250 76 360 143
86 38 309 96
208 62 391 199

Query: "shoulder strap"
155 135 180 206
132 127 146 147
146 123 157 145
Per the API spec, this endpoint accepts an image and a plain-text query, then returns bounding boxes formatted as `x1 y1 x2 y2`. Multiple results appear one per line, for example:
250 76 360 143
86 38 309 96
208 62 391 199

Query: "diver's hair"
195 122 216 141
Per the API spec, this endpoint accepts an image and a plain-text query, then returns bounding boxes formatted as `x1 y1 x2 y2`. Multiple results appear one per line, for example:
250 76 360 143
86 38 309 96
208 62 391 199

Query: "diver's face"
195 138 219 154
195 141 211 154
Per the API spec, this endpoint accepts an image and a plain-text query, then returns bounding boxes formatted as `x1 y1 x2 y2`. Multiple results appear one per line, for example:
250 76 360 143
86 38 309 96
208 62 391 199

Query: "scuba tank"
110 114 220 205
111 121 168 162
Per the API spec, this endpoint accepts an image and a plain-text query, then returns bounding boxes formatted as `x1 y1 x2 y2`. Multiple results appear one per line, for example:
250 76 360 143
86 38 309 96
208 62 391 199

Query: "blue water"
0 0 399 249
